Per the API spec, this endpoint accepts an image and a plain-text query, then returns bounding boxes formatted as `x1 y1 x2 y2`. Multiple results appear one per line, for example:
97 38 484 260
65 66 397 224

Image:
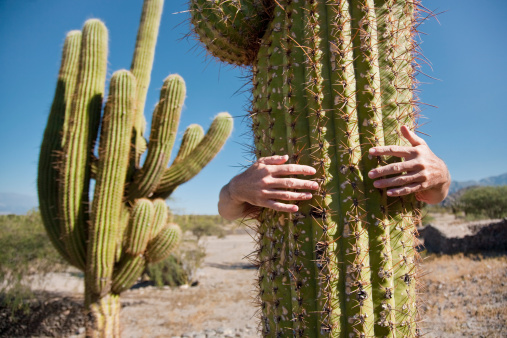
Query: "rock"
421 218 507 254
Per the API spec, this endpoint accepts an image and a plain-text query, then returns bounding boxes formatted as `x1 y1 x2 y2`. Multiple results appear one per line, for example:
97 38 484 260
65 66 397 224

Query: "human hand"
368 125 450 204
218 155 318 220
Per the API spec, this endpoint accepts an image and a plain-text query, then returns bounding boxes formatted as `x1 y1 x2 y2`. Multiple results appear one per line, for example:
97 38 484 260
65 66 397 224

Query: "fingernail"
368 170 376 178
369 148 376 154
308 168 317 175
312 182 319 189
373 181 380 188
387 190 394 196
305 193 313 199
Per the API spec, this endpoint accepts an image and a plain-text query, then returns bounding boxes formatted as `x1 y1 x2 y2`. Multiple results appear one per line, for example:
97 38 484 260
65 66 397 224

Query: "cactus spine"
191 0 421 336
38 0 233 336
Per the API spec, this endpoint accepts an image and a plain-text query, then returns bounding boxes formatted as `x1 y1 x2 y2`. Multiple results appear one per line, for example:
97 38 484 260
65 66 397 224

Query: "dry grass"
419 253 507 337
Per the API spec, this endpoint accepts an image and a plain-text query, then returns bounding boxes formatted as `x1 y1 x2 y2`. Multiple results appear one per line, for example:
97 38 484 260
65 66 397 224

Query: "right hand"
219 155 318 219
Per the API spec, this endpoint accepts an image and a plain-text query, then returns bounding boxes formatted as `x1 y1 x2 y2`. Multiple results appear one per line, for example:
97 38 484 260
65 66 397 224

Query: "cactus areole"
37 0 233 336
191 0 423 337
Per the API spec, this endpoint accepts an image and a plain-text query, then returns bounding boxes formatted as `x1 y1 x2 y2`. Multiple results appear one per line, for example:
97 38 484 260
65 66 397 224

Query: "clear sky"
0 0 506 214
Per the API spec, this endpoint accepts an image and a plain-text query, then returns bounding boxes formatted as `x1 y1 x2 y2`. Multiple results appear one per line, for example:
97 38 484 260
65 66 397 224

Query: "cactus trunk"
191 0 422 336
38 0 233 336
85 292 121 337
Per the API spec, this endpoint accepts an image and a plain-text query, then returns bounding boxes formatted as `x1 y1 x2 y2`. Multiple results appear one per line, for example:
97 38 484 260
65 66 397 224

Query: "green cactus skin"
154 112 234 199
131 0 164 161
191 0 422 337
37 0 233 336
59 19 108 270
37 30 81 265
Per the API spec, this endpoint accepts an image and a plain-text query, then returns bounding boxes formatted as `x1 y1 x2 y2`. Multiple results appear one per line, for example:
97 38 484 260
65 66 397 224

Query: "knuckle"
397 176 407 185
286 180 295 188
260 177 271 187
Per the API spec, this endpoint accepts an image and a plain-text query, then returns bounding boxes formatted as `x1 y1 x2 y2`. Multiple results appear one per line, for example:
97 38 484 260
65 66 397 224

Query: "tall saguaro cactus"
191 0 422 337
38 0 233 336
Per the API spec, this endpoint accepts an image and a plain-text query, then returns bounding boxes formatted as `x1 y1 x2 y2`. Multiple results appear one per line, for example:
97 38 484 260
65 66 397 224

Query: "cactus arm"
281 3 317 336
153 112 233 199
111 199 154 294
172 124 205 164
112 198 172 294
375 1 419 335
128 74 186 200
145 223 182 263
87 70 136 296
123 198 155 256
130 0 164 160
350 1 400 336
111 255 146 294
304 2 340 336
59 19 108 270
327 2 372 336
190 0 272 66
150 198 169 239
263 6 295 335
38 30 81 265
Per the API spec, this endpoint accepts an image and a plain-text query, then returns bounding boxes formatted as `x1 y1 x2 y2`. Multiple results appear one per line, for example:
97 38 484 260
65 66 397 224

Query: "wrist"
416 170 450 204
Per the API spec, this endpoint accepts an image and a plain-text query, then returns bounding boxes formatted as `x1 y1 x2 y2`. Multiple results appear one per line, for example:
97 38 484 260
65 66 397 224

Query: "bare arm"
218 155 318 220
368 125 451 204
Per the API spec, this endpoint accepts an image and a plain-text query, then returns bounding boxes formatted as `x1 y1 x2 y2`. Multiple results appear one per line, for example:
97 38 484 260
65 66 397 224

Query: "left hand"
368 125 450 204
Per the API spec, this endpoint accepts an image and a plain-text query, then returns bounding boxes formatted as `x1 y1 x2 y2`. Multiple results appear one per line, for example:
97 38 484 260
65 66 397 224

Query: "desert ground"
1 214 506 337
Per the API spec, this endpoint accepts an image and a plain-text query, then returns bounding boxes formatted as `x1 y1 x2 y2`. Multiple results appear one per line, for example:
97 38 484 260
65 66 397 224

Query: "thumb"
257 154 289 165
401 125 426 147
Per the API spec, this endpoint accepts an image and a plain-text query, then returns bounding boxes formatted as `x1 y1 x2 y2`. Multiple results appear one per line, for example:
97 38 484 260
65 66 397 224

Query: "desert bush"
145 238 206 287
173 214 229 240
0 210 66 311
453 186 507 219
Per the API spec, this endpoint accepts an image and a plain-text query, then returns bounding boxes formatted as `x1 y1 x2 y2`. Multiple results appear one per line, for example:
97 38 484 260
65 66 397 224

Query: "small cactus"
191 0 422 337
37 0 233 336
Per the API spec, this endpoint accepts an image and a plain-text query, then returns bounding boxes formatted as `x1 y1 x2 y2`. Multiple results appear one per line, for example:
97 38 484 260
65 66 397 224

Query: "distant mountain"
0 192 38 215
448 172 507 194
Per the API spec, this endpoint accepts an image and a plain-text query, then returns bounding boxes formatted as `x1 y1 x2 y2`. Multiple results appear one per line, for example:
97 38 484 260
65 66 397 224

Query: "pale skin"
218 125 450 221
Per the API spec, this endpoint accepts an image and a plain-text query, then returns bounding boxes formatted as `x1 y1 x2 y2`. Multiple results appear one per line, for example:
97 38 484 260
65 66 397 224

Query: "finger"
257 154 289 165
270 163 317 176
401 125 427 146
269 178 319 190
262 189 313 201
368 160 419 178
372 173 422 189
264 200 299 213
386 182 423 197
369 145 416 158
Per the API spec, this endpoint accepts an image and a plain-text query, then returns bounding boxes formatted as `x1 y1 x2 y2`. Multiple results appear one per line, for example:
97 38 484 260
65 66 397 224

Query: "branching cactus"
37 0 233 336
191 0 423 337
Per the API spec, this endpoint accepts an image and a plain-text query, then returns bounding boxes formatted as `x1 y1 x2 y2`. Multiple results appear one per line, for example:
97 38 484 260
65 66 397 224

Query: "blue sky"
0 0 506 214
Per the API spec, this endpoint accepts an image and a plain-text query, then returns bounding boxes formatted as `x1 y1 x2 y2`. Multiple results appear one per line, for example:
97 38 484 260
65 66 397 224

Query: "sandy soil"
19 219 507 337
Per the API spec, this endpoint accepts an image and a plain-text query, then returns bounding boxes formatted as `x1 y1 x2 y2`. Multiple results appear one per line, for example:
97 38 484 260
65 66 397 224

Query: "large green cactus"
191 0 422 337
37 0 233 336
